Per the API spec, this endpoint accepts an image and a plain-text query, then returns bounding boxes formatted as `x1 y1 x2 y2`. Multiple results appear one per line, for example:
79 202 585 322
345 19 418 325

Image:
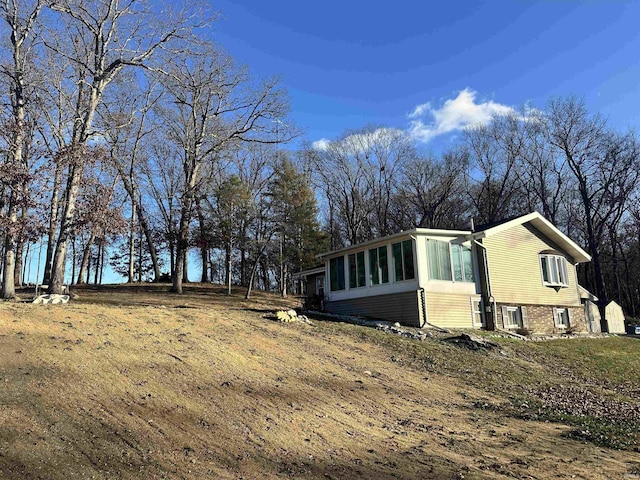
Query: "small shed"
604 301 625 334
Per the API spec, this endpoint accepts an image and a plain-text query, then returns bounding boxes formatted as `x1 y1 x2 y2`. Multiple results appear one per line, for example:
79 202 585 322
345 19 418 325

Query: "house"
300 212 594 334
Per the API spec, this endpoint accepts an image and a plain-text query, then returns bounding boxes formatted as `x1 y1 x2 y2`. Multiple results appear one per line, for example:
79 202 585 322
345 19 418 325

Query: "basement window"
553 307 571 329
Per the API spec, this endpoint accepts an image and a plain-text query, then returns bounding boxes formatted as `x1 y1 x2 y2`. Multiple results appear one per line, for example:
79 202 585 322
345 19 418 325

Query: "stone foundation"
497 303 587 334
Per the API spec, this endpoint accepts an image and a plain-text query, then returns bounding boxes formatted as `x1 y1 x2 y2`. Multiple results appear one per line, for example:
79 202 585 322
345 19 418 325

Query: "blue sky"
210 0 640 151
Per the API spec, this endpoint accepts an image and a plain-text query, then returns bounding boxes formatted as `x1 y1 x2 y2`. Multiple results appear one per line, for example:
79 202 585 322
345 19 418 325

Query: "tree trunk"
76 230 96 285
200 245 209 283
14 238 23 288
43 164 62 285
94 239 101 285
260 259 269 292
128 201 136 283
116 171 161 282
182 248 189 283
226 238 232 295
171 206 191 293
240 247 246 286
49 159 83 294
1 198 18 299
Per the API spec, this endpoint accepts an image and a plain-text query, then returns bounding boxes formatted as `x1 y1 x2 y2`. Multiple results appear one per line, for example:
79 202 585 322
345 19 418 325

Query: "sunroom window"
348 251 366 288
540 254 569 287
451 243 475 283
427 239 452 281
427 240 474 283
369 245 389 285
329 256 345 291
392 240 415 282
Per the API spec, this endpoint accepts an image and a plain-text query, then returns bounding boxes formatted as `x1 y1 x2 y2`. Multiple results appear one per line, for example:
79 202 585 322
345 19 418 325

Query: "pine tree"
268 156 327 297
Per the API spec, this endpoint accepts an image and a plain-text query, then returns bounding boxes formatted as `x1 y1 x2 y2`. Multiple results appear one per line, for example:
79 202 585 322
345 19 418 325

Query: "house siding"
324 291 422 327
483 223 581 307
425 292 476 329
497 303 587 334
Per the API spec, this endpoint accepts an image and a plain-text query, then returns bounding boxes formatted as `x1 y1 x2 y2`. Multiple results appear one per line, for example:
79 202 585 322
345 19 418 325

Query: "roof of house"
316 227 471 259
578 285 598 302
472 211 591 264
293 265 326 278
314 211 591 265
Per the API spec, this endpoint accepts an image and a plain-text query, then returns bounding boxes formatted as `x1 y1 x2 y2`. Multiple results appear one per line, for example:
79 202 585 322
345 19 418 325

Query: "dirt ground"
0 284 638 479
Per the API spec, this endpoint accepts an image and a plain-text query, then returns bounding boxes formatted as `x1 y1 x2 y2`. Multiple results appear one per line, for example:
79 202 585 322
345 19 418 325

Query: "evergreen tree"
268 156 327 297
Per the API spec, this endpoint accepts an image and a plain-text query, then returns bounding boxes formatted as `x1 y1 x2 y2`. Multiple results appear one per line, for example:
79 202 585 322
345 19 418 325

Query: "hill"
1 284 639 479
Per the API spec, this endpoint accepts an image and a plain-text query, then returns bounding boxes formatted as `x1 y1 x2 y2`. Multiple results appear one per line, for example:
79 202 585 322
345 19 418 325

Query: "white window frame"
348 250 366 289
505 306 521 329
540 254 569 288
369 245 389 286
553 307 571 329
427 240 475 283
471 298 485 328
501 305 528 330
392 239 415 283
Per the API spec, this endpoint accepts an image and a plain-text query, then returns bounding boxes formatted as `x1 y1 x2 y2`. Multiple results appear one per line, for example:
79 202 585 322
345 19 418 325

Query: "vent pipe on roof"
466 217 475 232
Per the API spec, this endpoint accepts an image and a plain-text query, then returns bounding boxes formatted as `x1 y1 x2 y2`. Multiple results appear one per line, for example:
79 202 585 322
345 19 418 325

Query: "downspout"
473 239 497 330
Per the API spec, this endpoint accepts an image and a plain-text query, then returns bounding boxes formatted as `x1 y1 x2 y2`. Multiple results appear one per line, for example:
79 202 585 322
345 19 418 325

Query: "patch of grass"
315 321 640 451
509 396 640 451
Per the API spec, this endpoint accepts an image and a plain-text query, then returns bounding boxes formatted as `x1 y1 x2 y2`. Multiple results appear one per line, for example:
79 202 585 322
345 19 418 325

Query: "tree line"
0 0 638 320
0 0 325 299
306 99 640 318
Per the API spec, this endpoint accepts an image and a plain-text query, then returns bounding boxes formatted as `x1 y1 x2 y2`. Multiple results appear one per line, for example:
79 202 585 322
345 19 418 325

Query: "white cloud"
407 88 514 142
312 127 406 152
312 138 331 151
407 102 431 119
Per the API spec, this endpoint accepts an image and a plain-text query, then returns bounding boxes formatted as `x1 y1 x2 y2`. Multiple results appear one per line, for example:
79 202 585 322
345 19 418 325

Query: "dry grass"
1 284 638 479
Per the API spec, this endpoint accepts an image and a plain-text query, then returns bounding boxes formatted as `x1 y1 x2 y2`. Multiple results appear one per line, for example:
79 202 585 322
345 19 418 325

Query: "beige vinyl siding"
324 291 421 327
483 223 581 306
425 292 475 329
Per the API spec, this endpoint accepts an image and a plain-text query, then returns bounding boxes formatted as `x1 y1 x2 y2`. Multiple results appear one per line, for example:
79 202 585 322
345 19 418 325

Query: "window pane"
507 307 522 328
541 256 549 283
348 253 357 288
402 240 415 280
463 246 474 282
379 246 389 284
452 244 463 281
427 240 440 280
392 242 403 281
369 248 379 285
330 257 345 291
357 251 366 287
550 257 559 283
438 241 452 281
560 258 569 285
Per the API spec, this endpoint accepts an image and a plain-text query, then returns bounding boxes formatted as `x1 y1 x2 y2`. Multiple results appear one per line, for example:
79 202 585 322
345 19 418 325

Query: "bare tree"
308 127 411 247
100 74 163 282
0 0 43 298
393 148 469 230
463 113 528 224
546 96 640 319
44 0 200 294
155 44 292 293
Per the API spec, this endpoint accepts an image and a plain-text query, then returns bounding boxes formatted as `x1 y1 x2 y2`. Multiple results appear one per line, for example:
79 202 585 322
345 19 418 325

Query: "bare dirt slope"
0 285 637 479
